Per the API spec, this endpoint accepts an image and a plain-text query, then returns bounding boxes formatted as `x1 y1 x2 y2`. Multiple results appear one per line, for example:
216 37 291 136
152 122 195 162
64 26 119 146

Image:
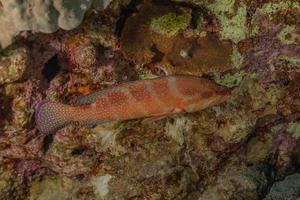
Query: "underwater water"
0 0 300 199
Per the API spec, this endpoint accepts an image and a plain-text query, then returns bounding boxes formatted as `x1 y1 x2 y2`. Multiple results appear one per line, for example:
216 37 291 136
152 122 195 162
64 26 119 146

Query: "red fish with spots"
35 75 231 133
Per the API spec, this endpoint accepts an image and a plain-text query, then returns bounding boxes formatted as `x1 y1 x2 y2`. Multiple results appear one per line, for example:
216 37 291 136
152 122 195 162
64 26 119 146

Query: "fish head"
176 76 231 112
184 90 231 112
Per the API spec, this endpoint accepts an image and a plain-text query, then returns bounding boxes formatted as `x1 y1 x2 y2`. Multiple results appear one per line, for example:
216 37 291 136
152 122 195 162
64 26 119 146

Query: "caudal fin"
35 101 71 134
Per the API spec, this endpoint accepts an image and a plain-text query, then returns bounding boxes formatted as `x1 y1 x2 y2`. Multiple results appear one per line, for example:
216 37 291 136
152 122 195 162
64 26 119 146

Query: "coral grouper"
35 75 231 134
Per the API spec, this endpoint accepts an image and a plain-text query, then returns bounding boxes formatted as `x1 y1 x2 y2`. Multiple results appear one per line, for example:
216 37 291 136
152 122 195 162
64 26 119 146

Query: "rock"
64 34 97 72
28 176 75 200
155 33 233 76
246 134 273 164
0 164 26 200
216 78 281 143
265 173 300 200
0 44 28 85
43 125 98 176
2 80 39 141
198 162 265 200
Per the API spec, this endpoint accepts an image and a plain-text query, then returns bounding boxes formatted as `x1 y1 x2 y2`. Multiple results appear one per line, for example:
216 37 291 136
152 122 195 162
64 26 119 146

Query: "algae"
256 1 300 16
288 122 300 139
0 45 28 85
213 71 256 88
136 65 159 80
231 46 244 69
29 176 74 200
207 0 248 43
277 55 300 65
267 54 300 72
277 25 297 45
150 12 190 37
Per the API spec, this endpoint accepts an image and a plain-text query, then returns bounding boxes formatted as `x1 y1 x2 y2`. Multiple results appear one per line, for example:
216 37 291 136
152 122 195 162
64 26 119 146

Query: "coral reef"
0 0 300 199
28 175 80 200
1 79 40 144
150 12 190 37
0 164 26 200
0 44 29 85
198 160 264 199
121 2 234 76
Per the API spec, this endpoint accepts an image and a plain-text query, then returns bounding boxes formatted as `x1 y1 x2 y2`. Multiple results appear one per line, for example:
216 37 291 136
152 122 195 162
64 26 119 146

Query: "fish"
35 75 231 134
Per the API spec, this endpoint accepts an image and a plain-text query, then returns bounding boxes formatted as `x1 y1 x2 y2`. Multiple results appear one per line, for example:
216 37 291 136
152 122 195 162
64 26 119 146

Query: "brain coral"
0 0 112 49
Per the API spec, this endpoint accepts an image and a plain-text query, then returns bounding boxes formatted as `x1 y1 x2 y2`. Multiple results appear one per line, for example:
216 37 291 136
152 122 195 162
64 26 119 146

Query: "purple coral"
243 21 300 83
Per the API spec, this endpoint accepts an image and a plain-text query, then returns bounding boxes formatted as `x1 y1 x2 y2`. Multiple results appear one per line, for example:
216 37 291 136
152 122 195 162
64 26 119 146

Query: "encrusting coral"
0 44 29 85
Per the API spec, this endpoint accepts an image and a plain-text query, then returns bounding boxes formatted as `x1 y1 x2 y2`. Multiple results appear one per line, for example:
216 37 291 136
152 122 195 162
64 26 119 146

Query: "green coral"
213 71 256 88
231 46 244 68
277 25 297 45
150 12 191 37
287 122 300 139
207 0 248 43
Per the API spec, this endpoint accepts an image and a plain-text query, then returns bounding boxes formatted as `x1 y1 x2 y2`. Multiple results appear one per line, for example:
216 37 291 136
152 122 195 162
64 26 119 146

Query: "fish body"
35 75 231 133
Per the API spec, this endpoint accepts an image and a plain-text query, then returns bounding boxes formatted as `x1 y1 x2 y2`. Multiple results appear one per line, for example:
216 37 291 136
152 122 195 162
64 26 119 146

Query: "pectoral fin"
141 106 186 124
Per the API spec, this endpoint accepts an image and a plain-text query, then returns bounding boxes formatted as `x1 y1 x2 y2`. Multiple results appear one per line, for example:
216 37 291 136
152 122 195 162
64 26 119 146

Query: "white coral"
0 0 112 48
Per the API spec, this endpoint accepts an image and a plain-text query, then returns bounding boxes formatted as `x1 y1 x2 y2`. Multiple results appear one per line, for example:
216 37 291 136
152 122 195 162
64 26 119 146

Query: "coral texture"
0 0 113 49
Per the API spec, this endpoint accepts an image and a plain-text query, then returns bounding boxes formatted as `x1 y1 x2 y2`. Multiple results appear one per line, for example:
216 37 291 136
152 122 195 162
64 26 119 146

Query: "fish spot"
150 79 170 100
128 84 150 102
107 91 128 105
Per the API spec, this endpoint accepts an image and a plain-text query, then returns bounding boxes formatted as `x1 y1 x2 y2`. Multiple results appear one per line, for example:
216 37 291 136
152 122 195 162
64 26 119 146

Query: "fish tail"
35 101 72 134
